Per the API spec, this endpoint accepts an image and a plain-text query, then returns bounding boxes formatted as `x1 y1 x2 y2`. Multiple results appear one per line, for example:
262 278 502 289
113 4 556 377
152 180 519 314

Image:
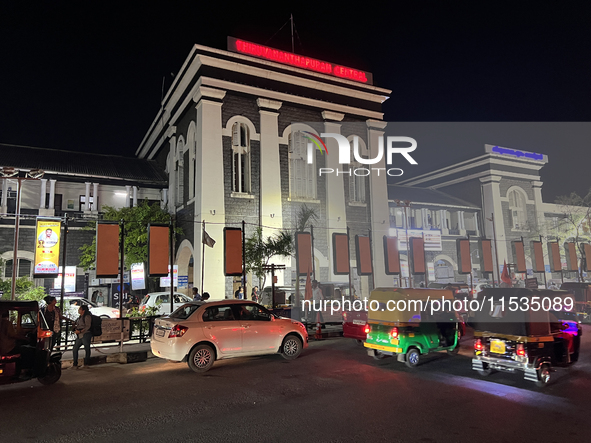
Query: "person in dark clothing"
72 305 92 369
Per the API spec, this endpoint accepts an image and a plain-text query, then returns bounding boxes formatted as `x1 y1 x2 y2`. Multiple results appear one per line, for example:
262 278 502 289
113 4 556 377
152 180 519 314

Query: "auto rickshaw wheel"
405 348 420 368
536 363 551 387
37 362 62 386
447 345 460 355
372 351 386 360
477 363 492 376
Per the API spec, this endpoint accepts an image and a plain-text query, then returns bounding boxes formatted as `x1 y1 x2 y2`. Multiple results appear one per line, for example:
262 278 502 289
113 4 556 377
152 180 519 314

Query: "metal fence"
55 316 159 351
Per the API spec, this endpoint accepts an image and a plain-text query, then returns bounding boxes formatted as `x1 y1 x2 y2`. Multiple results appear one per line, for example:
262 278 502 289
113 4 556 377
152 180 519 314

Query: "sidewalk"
60 342 155 369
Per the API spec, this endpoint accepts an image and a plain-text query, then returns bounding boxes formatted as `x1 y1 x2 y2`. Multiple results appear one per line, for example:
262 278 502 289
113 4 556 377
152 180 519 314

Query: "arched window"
348 137 366 203
232 122 250 193
289 131 316 199
508 189 527 230
176 138 184 205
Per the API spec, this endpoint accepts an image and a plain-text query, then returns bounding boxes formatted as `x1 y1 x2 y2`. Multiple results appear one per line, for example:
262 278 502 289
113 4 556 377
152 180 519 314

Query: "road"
2 325 591 443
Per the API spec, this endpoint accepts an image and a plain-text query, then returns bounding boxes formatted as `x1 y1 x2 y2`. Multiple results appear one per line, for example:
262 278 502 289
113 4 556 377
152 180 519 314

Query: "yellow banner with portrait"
34 218 62 276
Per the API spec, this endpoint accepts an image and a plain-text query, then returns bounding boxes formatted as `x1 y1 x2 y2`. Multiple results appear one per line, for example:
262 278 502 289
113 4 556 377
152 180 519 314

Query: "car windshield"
141 295 150 305
171 303 203 319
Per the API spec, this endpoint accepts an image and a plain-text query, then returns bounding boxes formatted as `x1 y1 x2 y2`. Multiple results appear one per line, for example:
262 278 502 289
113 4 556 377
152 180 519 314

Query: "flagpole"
201 220 206 294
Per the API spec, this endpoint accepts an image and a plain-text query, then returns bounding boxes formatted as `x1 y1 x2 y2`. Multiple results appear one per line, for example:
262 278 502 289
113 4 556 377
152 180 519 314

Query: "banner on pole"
583 243 591 272
34 218 62 277
456 239 471 274
410 237 426 275
295 232 312 276
564 242 578 272
332 233 350 275
511 240 527 273
355 235 373 275
531 241 545 273
548 242 562 272
148 224 169 277
96 222 119 278
383 236 400 275
224 227 243 276
480 239 494 274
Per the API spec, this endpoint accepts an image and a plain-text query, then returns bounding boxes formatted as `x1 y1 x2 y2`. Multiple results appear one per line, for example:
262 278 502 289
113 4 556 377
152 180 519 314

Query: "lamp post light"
395 199 412 288
1 168 45 299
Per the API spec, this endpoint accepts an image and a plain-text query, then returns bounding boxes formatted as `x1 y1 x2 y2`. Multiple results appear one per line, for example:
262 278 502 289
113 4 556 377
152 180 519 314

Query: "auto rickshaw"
471 288 580 387
559 282 591 322
0 300 62 386
364 288 460 367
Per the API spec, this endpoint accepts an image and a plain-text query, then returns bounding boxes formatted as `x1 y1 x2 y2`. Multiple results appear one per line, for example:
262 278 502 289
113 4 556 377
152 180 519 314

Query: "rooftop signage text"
227 37 373 85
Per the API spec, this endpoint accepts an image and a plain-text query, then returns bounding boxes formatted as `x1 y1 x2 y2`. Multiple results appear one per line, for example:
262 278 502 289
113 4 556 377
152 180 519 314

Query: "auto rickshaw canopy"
368 288 455 325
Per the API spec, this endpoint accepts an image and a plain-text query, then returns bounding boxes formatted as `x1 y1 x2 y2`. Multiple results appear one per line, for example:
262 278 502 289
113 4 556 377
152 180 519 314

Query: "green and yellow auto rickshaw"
364 288 460 367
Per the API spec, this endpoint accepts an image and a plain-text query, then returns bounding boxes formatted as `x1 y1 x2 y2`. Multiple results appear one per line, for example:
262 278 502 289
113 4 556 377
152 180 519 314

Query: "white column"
85 182 91 211
48 180 56 209
366 119 390 288
439 210 449 234
193 86 226 299
258 99 286 284
532 180 550 281
92 183 99 211
480 175 508 268
474 212 480 236
39 179 47 209
1 178 7 213
323 112 348 282
132 186 138 207
125 185 131 208
162 188 168 210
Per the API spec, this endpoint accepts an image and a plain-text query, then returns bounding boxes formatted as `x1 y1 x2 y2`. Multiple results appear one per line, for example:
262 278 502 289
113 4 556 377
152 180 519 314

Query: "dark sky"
1 1 590 200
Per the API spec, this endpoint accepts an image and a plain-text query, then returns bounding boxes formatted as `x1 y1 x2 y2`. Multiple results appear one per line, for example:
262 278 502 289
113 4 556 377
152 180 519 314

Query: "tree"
244 227 293 290
553 190 591 281
79 200 181 270
0 277 46 301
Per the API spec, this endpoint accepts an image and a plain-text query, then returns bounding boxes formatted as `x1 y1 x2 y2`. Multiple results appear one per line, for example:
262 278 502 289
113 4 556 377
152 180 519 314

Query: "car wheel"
405 348 420 368
38 362 62 385
281 335 303 360
188 344 215 373
536 363 551 387
477 363 493 376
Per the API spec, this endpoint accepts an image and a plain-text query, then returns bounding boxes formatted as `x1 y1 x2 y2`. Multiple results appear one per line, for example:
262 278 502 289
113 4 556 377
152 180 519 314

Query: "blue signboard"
178 276 189 289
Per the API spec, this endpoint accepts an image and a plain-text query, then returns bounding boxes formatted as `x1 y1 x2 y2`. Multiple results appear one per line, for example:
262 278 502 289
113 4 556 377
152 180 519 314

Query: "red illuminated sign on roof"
227 37 373 85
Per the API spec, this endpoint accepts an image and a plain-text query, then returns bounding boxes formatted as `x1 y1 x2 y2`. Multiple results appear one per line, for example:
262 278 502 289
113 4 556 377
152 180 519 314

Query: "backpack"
90 314 102 337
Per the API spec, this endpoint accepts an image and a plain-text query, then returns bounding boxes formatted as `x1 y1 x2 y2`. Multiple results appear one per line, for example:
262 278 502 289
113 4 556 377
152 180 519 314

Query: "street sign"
525 277 538 289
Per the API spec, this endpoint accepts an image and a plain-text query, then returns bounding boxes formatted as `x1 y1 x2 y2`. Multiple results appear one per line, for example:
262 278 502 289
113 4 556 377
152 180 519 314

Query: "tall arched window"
176 138 184 205
508 189 527 230
289 131 316 199
232 122 250 193
348 137 366 203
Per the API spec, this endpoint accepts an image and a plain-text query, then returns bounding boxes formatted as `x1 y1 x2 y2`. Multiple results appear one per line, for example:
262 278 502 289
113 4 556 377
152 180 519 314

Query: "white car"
62 296 120 318
151 300 308 373
139 292 193 315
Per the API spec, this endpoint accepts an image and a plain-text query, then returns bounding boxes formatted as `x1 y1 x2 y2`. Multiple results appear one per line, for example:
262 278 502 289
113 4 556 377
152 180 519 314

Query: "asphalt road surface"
2 326 591 443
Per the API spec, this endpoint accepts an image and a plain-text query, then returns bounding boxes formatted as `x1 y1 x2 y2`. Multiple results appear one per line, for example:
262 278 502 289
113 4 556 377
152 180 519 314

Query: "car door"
238 304 283 354
200 305 244 357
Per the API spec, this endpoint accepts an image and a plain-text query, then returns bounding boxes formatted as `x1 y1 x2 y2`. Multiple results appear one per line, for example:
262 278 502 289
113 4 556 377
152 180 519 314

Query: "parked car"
151 300 308 372
342 309 368 344
61 296 120 319
473 283 492 298
139 292 193 315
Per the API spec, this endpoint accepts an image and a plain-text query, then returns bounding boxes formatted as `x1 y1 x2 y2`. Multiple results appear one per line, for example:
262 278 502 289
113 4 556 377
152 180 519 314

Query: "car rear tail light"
389 327 399 339
363 323 370 334
342 312 348 321
516 343 526 357
474 338 484 351
39 330 53 338
168 325 188 338
112 310 120 317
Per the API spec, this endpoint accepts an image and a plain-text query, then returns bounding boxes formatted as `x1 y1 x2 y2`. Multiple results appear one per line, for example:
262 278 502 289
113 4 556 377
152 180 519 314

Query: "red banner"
96 223 119 278
355 235 373 275
295 232 312 276
456 239 471 274
410 237 425 275
148 225 169 276
512 241 527 273
332 233 350 275
383 236 400 275
224 228 243 276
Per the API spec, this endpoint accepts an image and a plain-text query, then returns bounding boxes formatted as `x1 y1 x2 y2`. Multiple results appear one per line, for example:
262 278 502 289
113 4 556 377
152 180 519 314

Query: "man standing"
234 286 244 300
192 287 201 301
311 280 324 325
251 286 259 303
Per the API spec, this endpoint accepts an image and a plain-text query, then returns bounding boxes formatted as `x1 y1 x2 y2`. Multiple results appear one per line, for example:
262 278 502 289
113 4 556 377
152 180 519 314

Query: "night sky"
1 1 590 200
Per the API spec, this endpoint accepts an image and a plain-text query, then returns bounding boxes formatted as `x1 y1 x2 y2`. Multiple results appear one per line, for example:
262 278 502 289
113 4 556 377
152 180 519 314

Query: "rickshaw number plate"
353 320 365 325
490 340 505 354
155 328 165 337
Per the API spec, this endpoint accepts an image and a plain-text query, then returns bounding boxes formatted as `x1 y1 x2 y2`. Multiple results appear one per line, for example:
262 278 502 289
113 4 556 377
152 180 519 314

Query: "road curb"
61 350 155 369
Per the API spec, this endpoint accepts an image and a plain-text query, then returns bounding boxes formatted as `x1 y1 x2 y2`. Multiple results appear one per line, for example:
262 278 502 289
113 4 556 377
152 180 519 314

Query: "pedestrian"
42 295 64 351
251 286 259 303
311 280 324 325
234 286 244 300
72 305 92 369
201 292 210 301
192 287 201 301
96 291 105 306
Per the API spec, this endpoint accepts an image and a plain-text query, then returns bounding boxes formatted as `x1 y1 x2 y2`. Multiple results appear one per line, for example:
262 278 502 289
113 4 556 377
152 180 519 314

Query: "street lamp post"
395 199 412 288
1 168 45 299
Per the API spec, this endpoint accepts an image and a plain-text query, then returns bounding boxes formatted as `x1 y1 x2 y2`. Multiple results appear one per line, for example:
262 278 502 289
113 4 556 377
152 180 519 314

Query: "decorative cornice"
479 175 502 184
257 98 282 111
192 86 227 103
322 110 345 121
366 119 387 130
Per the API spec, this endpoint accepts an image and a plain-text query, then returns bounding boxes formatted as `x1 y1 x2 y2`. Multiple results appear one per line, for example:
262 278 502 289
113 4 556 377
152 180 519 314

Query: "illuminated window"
289 132 316 199
508 189 527 230
232 123 251 193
